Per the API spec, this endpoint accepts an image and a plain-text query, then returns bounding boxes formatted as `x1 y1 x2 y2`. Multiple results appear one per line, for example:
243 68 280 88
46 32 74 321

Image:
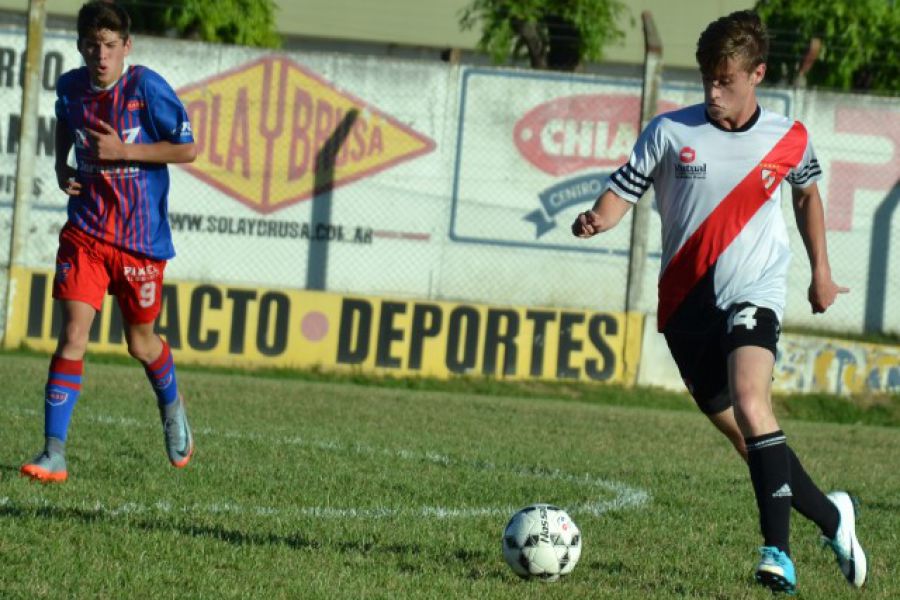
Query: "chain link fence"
1 22 898 337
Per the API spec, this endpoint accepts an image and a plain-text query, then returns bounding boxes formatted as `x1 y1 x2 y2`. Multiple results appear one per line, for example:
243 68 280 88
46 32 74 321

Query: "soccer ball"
502 503 582 581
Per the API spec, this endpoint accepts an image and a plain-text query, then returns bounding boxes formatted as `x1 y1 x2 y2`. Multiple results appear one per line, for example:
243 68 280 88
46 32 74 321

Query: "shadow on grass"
0 502 504 580
1 463 24 475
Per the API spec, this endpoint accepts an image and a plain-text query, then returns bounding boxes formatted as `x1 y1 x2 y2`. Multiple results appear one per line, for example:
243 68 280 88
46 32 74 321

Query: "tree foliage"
459 0 629 71
755 0 899 92
121 0 281 48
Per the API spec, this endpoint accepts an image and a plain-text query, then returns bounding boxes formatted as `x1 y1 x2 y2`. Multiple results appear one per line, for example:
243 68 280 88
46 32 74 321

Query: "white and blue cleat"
823 491 867 589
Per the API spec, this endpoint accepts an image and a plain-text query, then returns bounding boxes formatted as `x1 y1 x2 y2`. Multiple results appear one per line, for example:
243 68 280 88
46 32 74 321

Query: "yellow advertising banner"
5 268 642 384
176 55 435 214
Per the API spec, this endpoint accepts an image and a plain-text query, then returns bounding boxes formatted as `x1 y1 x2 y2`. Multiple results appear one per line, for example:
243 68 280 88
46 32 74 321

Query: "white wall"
1 27 897 337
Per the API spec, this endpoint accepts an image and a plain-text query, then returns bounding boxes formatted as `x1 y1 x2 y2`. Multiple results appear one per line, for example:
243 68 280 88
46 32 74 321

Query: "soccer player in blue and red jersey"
21 1 198 483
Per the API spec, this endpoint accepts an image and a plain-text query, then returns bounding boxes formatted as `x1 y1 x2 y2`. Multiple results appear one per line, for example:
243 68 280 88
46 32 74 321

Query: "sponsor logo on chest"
674 146 707 179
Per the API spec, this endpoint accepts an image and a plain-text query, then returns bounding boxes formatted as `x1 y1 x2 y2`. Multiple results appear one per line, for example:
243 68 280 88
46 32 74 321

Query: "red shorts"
53 224 168 324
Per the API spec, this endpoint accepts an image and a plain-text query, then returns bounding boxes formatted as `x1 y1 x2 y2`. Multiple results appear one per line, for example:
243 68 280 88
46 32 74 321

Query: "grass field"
2 353 898 599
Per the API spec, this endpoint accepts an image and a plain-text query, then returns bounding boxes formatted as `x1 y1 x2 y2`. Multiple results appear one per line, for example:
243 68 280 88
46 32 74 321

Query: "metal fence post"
623 11 662 382
2 0 47 348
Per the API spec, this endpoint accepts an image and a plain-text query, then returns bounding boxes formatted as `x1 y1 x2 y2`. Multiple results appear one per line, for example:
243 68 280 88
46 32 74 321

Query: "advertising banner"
6 267 642 384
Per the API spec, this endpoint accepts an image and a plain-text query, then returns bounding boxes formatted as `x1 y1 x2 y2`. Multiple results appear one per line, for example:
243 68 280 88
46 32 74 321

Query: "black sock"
746 430 792 555
787 446 839 539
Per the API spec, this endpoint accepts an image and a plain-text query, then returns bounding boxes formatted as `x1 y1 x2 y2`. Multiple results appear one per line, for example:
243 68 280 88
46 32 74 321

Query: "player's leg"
723 302 796 592
113 254 193 468
123 320 192 467
725 305 864 588
728 344 797 593
665 302 793 592
21 300 96 482
704 403 747 459
21 226 107 483
704 405 842 548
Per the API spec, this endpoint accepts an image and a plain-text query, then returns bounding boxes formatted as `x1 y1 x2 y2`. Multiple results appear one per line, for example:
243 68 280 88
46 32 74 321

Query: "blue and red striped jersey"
55 65 194 259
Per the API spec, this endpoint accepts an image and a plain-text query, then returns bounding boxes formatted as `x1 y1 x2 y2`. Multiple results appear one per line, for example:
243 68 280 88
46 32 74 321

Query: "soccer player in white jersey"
572 10 866 595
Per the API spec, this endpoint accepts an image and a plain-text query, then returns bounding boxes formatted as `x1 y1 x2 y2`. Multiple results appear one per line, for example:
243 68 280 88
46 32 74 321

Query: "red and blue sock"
44 355 83 442
144 341 179 406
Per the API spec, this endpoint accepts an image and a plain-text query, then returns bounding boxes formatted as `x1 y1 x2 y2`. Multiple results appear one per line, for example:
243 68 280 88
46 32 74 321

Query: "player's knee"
58 323 90 356
126 343 145 362
126 341 154 364
734 394 775 431
125 331 159 363
731 378 768 409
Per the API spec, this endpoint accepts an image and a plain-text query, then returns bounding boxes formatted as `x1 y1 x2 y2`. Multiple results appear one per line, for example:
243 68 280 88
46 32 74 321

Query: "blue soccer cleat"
755 546 796 595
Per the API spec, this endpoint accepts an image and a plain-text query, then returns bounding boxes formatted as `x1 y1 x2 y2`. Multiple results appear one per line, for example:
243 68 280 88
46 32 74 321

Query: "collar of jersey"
704 104 761 133
89 62 130 92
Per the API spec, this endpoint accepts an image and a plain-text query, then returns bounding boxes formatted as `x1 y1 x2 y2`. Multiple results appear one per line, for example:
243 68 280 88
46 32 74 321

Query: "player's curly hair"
696 10 769 76
77 1 131 43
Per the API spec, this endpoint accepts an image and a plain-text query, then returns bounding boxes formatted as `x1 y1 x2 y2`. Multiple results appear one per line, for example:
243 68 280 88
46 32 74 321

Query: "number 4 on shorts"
728 305 758 333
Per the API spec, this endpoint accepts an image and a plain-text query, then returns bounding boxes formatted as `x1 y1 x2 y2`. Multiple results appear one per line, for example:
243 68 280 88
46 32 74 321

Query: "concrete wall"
2 27 897 394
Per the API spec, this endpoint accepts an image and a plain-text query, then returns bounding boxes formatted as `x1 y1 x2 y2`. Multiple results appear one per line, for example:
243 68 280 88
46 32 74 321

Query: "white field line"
9 407 651 520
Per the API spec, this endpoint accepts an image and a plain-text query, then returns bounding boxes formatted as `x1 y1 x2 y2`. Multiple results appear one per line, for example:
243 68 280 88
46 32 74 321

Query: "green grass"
2 353 898 598
8 346 899 427
782 325 900 347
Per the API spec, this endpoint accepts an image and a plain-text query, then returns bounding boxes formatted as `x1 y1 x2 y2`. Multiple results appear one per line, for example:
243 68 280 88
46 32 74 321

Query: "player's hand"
571 210 603 238
55 165 81 196
86 120 127 161
808 271 849 314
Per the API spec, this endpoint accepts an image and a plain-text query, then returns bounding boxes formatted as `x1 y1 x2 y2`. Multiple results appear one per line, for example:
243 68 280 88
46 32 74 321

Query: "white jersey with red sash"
605 104 822 331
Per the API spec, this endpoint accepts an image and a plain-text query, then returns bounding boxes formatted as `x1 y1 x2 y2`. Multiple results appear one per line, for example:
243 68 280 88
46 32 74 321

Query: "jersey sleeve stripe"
609 172 646 199
787 165 822 185
615 168 652 191
790 171 822 184
789 159 820 178
622 163 653 183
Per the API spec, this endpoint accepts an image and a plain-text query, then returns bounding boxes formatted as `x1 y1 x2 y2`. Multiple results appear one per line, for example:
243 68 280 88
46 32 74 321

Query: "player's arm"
571 189 633 238
121 138 198 164
791 182 848 313
54 120 81 196
54 121 74 169
573 116 660 238
86 121 197 163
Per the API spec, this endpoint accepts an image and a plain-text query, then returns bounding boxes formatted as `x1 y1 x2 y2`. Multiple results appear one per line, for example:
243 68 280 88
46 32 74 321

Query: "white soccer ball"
502 503 582 581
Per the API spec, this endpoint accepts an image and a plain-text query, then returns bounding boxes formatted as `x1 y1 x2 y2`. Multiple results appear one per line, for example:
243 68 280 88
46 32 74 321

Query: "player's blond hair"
696 10 769 76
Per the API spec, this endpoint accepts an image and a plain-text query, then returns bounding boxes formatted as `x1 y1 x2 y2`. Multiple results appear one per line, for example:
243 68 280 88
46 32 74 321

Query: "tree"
121 0 281 48
459 0 629 71
755 0 899 92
